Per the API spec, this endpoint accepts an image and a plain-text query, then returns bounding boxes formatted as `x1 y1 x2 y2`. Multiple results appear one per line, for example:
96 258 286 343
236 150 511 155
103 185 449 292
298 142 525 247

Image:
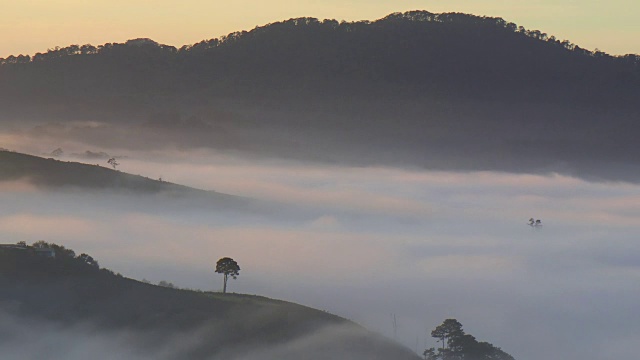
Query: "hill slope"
0 246 420 360
0 149 247 202
1 11 639 181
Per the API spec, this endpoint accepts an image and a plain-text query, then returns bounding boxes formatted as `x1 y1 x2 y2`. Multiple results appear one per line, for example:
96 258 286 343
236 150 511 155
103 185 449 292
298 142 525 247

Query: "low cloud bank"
2 147 640 360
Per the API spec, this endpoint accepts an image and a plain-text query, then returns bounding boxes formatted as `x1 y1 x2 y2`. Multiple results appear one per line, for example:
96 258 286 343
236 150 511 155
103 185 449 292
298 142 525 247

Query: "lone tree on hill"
107 157 119 169
215 257 240 293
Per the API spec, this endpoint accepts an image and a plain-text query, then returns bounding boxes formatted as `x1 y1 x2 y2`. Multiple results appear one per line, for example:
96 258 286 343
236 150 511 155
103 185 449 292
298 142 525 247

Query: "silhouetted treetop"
426 319 515 360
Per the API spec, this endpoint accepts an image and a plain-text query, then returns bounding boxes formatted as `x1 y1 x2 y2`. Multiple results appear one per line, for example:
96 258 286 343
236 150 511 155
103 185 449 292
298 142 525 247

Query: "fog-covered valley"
2 140 640 360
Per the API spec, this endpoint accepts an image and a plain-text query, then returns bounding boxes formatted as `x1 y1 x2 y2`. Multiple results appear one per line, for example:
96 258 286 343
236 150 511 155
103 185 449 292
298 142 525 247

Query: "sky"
1 0 639 58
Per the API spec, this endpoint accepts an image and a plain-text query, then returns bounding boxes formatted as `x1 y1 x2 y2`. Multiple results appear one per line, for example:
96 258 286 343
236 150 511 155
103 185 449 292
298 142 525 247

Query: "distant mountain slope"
1 10 639 181
0 150 210 193
0 150 253 214
0 246 420 360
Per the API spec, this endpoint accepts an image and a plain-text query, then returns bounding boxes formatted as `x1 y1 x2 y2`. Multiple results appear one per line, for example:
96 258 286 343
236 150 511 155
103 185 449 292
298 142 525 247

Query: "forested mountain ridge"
1 10 639 181
2 11 638 105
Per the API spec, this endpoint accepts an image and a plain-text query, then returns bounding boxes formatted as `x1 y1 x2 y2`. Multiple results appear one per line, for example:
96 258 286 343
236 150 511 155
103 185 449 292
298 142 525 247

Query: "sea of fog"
1 143 640 360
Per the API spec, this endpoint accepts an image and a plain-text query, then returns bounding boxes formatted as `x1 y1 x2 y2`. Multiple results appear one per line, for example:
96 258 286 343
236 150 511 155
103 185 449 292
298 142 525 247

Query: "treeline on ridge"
1 10 639 109
0 241 101 276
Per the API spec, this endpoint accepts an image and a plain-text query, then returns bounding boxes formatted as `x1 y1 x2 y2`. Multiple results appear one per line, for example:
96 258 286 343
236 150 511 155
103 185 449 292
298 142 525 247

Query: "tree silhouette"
427 319 515 360
31 241 76 258
77 253 99 268
423 347 438 360
107 157 119 169
431 318 464 351
215 257 240 293
528 218 542 228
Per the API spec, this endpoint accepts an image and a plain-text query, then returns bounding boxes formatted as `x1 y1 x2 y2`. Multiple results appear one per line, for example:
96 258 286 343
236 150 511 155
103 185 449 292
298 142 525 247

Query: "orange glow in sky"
1 0 638 57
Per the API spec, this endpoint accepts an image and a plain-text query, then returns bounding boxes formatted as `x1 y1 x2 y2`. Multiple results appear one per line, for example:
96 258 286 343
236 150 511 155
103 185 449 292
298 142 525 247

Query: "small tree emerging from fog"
215 257 240 293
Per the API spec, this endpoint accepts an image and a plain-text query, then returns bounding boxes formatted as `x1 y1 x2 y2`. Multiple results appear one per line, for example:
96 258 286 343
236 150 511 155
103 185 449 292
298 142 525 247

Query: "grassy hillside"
0 246 420 360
